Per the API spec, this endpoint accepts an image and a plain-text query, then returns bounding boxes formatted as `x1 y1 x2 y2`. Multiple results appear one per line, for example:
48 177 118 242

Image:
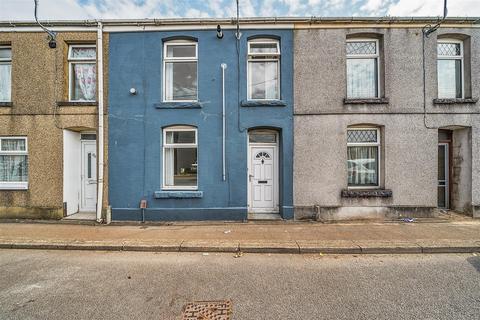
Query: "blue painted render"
108 29 293 221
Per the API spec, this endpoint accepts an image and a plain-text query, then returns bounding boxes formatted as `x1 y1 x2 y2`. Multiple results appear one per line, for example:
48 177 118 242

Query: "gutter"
96 21 105 223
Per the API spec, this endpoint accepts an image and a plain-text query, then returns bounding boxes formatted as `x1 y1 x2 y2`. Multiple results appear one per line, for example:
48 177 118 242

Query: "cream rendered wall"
63 130 81 216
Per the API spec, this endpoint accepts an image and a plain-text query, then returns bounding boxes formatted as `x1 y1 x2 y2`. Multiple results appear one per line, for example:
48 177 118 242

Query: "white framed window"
163 41 198 102
346 39 380 99
0 137 28 190
247 38 280 100
437 39 464 99
0 46 12 102
347 128 380 188
162 126 198 190
68 44 97 102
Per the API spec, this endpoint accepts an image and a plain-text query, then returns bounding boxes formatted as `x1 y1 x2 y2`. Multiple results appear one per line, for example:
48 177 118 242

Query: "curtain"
165 62 197 101
164 148 174 186
0 64 11 102
347 146 378 186
73 63 96 101
249 61 279 99
347 58 377 98
1 139 25 151
437 59 462 98
0 155 28 182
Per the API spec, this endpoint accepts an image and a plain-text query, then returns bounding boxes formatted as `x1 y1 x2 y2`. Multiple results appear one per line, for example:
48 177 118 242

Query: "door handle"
249 174 254 182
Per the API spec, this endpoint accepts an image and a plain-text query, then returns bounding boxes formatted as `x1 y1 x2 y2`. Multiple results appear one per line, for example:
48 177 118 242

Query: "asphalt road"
0 250 479 320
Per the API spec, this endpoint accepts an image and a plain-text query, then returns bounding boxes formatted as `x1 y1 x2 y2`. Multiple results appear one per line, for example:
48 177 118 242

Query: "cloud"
387 0 480 16
1 0 479 21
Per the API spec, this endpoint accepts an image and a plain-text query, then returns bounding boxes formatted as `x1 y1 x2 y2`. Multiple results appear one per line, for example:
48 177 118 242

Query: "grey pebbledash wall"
293 25 480 220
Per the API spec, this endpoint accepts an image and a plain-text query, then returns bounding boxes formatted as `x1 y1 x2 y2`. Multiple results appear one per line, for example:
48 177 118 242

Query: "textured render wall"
451 128 472 213
0 32 108 219
294 26 480 219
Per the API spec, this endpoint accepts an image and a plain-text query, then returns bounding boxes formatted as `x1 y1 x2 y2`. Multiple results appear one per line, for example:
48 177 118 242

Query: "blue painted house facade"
108 26 293 221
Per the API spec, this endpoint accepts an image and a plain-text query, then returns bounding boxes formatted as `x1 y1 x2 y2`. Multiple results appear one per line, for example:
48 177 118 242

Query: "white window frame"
163 40 198 103
346 127 381 189
162 126 198 190
68 44 97 102
0 136 28 190
346 38 381 99
437 39 464 99
0 45 12 102
247 38 281 101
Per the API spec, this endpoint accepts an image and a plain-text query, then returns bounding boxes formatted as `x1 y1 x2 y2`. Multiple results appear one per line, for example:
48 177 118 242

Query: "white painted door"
249 146 278 213
81 141 97 212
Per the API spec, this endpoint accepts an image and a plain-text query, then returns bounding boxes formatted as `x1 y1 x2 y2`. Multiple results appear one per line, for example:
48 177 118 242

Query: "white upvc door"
248 145 278 213
80 141 97 212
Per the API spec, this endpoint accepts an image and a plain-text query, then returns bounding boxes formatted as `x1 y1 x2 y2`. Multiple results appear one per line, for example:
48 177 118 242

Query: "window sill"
433 98 478 105
0 183 28 190
154 102 202 109
241 100 287 107
0 102 12 107
57 101 98 107
343 98 389 105
154 190 203 199
341 189 392 198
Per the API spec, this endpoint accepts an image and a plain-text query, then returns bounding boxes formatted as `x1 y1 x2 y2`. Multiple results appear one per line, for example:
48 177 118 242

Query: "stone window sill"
0 102 12 107
433 98 478 105
241 100 287 107
154 190 203 199
57 101 98 107
341 189 392 198
343 98 389 105
154 102 202 109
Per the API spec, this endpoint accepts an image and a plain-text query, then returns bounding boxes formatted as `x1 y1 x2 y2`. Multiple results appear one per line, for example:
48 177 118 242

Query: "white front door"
80 141 97 212
248 145 278 213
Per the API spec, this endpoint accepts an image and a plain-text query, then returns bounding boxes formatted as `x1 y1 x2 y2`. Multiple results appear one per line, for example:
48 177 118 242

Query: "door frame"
438 142 450 209
80 138 97 212
247 130 279 214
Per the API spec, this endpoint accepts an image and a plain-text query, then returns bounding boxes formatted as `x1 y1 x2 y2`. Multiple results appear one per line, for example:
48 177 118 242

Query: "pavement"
1 250 479 319
0 217 479 254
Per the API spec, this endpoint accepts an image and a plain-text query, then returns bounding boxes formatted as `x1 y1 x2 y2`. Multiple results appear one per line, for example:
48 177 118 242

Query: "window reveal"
346 40 379 99
437 40 463 99
163 41 198 102
163 127 198 189
347 128 380 187
247 39 280 100
0 137 28 189
0 46 12 102
68 45 97 101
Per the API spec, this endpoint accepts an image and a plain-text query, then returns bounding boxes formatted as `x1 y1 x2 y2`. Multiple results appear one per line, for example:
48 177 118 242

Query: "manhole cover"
181 300 233 320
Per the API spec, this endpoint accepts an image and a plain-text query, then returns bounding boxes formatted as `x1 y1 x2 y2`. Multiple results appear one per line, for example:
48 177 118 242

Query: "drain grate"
181 300 233 320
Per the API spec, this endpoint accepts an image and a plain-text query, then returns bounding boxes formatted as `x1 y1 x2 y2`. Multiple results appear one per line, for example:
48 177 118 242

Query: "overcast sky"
1 0 479 21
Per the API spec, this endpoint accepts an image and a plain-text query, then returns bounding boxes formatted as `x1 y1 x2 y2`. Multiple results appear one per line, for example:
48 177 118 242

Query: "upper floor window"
163 41 198 102
347 128 380 188
163 126 198 189
68 45 97 102
437 39 463 99
346 39 379 99
247 38 280 100
0 137 28 190
0 46 12 102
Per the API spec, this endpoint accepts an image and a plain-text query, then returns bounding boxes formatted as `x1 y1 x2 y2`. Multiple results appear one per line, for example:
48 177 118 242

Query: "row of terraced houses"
0 17 479 222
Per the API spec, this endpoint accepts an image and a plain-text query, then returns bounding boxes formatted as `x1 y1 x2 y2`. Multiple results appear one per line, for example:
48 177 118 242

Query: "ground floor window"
347 128 380 187
0 137 28 189
163 126 197 189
